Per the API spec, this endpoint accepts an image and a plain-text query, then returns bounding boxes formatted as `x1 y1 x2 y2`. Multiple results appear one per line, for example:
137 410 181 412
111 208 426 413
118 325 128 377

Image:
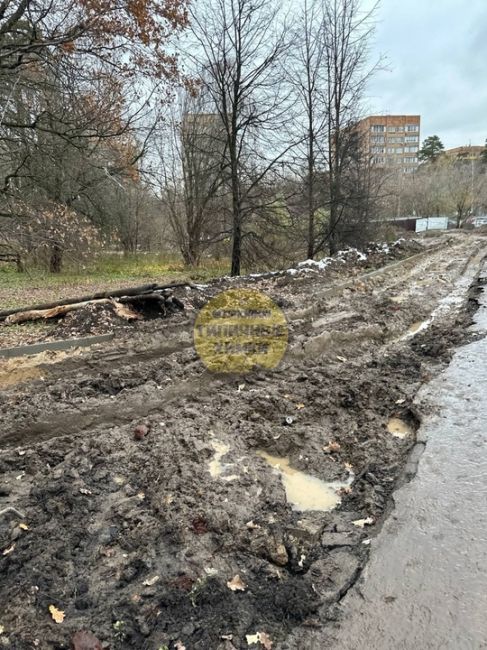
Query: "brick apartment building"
354 115 421 173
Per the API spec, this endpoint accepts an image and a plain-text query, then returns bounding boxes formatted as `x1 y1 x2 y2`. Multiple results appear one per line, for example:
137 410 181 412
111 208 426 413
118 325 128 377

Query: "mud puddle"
387 417 414 439
209 439 239 481
257 451 352 512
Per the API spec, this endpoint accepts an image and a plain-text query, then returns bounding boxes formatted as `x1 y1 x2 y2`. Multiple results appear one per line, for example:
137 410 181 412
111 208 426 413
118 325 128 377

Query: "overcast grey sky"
366 0 487 149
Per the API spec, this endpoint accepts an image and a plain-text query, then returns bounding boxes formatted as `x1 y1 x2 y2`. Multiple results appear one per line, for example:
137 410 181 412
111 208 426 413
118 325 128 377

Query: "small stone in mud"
133 423 150 440
269 541 289 566
71 630 103 650
321 532 357 548
283 416 294 426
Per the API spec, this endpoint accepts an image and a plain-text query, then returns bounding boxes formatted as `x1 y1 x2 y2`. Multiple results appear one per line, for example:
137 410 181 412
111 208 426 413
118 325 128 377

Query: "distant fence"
415 217 449 232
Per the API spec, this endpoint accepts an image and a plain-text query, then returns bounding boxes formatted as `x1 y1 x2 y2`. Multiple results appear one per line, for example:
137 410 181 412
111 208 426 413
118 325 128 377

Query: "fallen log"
0 282 193 321
5 299 113 324
4 292 185 325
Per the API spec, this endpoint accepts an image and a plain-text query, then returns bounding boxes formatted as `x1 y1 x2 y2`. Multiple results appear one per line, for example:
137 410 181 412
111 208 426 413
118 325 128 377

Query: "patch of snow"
297 257 334 271
336 247 368 262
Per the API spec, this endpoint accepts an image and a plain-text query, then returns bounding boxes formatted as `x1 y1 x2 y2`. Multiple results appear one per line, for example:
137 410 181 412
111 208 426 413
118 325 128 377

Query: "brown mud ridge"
0 233 486 650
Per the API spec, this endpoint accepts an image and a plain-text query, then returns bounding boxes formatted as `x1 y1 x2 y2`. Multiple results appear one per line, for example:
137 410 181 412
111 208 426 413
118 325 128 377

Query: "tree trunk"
307 129 315 259
49 243 63 273
231 217 242 277
230 136 242 277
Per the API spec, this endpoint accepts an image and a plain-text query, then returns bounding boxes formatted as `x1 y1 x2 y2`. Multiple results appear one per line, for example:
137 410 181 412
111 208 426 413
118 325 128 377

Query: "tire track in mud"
0 236 484 449
1 237 487 650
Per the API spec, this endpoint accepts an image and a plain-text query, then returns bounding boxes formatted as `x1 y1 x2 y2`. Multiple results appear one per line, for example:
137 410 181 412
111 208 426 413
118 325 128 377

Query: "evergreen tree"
418 135 445 163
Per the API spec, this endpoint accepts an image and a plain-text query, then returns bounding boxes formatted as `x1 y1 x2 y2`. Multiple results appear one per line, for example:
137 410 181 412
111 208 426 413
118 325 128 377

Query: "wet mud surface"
323 263 487 650
0 234 486 649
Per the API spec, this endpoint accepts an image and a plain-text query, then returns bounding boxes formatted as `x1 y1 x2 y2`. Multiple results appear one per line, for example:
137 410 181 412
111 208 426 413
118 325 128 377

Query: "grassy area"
0 253 231 310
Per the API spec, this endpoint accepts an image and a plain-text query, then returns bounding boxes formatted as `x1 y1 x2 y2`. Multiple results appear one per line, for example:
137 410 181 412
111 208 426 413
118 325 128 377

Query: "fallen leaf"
79 488 92 495
246 634 259 646
237 383 246 392
71 630 103 650
48 605 65 624
336 355 347 362
352 517 374 528
174 641 186 650
295 403 305 410
227 575 247 592
143 575 160 586
258 632 273 649
323 441 341 453
246 521 260 530
2 544 15 556
19 523 29 530
396 398 406 404
344 462 353 472
246 632 273 648
134 423 150 440
0 625 4 634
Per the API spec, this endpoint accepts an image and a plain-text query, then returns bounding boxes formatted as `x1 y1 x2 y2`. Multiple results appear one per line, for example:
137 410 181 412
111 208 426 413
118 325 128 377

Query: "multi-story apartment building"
354 115 421 173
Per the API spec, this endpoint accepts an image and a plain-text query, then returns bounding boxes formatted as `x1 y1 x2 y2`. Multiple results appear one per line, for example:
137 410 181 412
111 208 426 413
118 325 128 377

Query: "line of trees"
156 0 383 275
1 0 388 276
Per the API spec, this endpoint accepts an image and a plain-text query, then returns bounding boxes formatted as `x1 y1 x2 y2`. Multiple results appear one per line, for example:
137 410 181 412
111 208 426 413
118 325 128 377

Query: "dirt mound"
51 302 132 338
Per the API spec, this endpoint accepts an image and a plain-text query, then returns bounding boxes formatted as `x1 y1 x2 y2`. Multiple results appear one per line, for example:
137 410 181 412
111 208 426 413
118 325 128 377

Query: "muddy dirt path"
0 233 486 650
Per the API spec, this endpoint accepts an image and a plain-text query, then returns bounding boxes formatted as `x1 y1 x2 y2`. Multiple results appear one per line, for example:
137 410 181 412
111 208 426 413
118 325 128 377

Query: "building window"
371 125 385 132
389 136 404 144
405 146 418 153
371 146 385 153
406 124 419 132
371 136 385 143
387 147 395 153
396 147 403 154
405 136 419 142
372 156 385 164
404 156 418 164
388 126 396 133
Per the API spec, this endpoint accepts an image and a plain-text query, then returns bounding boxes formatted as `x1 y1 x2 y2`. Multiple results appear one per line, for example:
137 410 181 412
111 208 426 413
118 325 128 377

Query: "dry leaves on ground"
48 605 65 623
226 575 247 592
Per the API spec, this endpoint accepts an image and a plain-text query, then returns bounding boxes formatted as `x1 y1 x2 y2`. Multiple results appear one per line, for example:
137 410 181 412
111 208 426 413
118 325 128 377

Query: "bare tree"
187 0 292 276
321 0 380 254
156 88 228 266
286 0 328 259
